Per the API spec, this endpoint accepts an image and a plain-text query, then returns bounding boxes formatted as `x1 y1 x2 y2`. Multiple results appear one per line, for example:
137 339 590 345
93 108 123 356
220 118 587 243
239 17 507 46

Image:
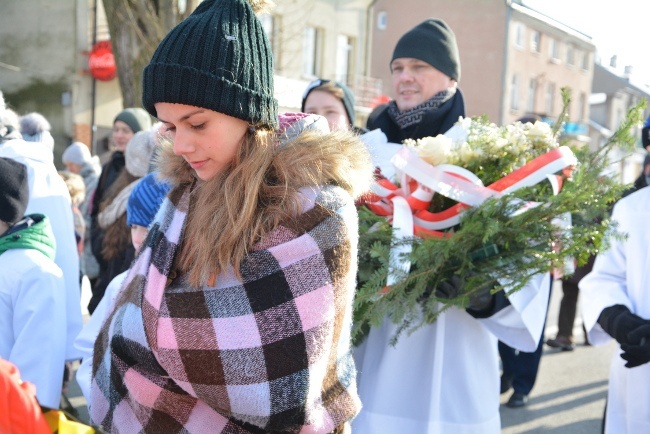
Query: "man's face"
391 58 454 112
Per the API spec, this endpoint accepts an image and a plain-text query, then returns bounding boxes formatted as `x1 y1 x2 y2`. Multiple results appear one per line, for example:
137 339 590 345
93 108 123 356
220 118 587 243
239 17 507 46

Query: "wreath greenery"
354 90 646 345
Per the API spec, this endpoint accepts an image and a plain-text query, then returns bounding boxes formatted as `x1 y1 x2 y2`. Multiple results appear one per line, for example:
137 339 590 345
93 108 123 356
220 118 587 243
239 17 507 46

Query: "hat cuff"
143 63 278 129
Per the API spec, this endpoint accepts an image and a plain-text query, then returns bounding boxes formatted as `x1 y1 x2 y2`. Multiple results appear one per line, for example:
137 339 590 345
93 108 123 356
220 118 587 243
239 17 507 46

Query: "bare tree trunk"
102 0 196 108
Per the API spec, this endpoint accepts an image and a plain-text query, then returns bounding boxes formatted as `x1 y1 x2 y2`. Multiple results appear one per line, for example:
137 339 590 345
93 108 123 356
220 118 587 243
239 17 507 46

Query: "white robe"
0 249 67 408
0 140 83 360
353 272 549 434
74 270 127 400
579 187 650 434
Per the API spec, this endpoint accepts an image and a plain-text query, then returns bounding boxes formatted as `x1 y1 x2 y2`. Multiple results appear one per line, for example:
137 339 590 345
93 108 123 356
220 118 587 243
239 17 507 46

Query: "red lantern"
88 41 116 81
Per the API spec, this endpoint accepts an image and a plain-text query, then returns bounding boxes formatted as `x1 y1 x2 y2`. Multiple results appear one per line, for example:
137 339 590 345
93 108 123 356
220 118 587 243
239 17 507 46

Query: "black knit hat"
0 157 29 225
142 0 278 129
392 19 461 82
301 79 356 126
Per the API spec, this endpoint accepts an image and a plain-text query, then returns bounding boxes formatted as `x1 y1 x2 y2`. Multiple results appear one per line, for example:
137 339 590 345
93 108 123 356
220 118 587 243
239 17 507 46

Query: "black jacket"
366 88 466 142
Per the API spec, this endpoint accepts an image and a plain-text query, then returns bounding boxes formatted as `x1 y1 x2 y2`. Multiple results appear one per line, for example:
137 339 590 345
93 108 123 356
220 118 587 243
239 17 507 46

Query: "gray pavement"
500 280 615 433
68 281 616 432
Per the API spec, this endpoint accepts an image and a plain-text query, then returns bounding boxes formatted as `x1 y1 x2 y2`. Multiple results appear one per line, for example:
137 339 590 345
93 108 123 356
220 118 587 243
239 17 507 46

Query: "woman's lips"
189 160 207 170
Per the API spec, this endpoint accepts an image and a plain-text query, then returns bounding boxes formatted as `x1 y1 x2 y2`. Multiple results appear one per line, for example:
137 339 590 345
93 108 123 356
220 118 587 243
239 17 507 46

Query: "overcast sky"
523 0 649 86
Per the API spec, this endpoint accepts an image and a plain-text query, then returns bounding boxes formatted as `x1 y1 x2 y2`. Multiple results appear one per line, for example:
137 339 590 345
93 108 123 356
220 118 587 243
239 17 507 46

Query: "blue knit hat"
126 172 171 228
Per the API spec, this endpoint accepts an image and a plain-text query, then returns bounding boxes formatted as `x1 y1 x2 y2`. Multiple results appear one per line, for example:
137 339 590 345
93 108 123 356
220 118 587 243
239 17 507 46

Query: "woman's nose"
172 130 193 155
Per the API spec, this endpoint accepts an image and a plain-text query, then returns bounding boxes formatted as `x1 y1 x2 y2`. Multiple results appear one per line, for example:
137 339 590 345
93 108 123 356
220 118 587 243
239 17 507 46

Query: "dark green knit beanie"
301 79 357 126
391 19 461 82
142 0 278 129
114 108 152 133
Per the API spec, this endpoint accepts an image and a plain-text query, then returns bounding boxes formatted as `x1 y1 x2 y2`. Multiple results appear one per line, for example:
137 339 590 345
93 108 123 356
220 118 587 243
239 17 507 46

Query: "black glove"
433 274 495 313
597 305 647 345
433 275 463 300
620 324 650 368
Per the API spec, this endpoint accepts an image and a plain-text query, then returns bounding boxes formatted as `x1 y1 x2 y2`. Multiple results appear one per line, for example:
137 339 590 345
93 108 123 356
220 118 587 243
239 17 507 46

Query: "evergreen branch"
354 97 645 345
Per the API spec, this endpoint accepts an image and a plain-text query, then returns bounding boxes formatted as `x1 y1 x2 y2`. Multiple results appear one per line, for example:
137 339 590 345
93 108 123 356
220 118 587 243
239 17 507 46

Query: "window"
545 82 555 114
566 45 574 66
377 11 387 30
302 26 322 78
527 78 537 113
581 51 591 70
548 38 559 62
510 74 520 111
530 30 541 53
335 35 354 84
514 23 524 49
578 92 586 122
260 14 281 69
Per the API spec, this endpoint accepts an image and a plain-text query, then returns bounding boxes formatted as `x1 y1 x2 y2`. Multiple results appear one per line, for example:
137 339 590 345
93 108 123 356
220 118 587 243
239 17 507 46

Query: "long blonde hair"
157 126 373 286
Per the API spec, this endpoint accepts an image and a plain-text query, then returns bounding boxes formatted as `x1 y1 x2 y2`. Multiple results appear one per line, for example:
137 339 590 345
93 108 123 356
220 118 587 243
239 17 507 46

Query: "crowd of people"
1 0 649 433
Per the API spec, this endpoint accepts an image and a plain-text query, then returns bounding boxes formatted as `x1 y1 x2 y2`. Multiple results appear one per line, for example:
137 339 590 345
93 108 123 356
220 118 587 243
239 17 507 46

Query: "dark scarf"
387 88 456 129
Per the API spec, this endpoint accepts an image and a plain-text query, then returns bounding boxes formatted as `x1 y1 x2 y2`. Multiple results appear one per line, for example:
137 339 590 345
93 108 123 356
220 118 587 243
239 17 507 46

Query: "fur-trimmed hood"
155 113 374 200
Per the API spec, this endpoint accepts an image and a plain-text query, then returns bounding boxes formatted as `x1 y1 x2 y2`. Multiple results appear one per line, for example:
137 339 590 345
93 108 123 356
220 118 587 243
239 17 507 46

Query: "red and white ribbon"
365 144 577 285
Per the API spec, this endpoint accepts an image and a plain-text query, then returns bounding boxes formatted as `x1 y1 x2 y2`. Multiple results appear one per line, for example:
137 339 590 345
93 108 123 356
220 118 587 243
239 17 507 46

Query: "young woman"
87 0 373 432
302 79 366 134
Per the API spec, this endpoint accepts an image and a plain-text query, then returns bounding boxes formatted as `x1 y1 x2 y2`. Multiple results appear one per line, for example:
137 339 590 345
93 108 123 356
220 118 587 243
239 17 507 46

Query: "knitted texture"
19 112 50 138
142 0 278 128
113 108 152 134
0 157 29 225
392 18 461 82
62 142 92 166
18 113 54 150
126 172 171 227
125 129 156 177
89 184 361 432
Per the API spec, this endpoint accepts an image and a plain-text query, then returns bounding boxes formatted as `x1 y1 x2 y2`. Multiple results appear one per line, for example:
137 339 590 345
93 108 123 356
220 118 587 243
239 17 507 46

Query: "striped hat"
126 172 171 228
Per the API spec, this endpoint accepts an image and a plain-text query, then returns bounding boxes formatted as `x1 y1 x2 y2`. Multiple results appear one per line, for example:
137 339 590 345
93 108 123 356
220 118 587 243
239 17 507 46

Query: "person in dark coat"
365 19 465 142
628 116 650 194
88 108 151 313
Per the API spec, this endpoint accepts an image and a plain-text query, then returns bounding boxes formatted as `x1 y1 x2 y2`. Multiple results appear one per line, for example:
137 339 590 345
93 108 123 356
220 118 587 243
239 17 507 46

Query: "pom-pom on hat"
126 172 172 228
125 127 157 178
0 157 29 225
301 79 357 126
142 0 278 129
19 112 54 150
62 142 92 166
391 19 461 82
113 108 152 134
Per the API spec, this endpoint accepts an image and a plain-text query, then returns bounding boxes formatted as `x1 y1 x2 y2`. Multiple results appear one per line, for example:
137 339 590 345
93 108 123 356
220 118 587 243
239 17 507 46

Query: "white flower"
526 121 557 147
458 142 477 164
415 134 453 165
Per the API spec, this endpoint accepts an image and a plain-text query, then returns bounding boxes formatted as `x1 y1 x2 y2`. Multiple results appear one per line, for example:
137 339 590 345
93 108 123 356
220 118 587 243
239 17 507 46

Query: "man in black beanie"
355 17 549 434
366 18 465 143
